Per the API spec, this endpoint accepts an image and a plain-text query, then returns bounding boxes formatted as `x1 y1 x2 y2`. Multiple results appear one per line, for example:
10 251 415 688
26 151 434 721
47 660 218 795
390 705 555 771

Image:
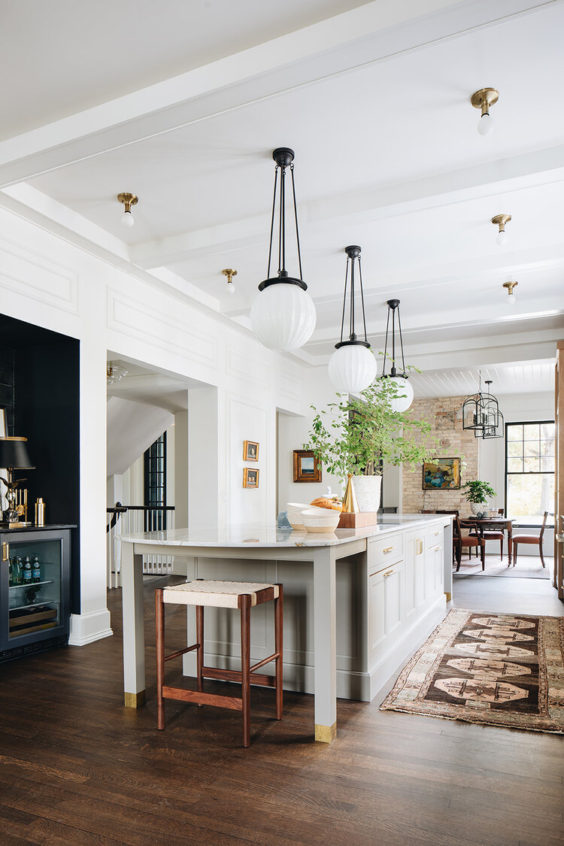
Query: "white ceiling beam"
133 143 564 270
0 0 550 188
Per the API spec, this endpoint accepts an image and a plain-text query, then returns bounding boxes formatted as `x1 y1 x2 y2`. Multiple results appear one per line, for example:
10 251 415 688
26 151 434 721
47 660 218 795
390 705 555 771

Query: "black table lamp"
0 437 35 524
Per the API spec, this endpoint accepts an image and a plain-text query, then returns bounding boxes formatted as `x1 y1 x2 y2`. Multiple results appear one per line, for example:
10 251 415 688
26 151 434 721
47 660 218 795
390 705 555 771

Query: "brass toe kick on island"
315 722 337 743
124 691 145 708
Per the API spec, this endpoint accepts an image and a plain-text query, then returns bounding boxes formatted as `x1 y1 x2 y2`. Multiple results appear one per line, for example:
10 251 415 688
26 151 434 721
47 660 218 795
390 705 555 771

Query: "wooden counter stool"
155 580 283 747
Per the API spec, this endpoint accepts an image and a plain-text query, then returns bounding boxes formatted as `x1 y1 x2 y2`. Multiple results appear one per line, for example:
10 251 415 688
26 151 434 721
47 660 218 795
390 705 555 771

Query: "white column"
188 386 220 529
313 546 337 742
174 408 189 528
121 541 146 707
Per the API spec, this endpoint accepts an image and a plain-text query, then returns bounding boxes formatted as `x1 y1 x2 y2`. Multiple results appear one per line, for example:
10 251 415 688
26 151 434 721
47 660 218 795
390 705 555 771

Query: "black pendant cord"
382 307 391 375
396 306 407 375
339 259 350 344
349 256 356 340
358 258 368 344
279 163 284 274
267 166 278 279
290 164 303 281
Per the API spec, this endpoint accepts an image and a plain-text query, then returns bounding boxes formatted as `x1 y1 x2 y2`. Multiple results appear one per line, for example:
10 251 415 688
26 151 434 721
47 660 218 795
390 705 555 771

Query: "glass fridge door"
7 539 63 641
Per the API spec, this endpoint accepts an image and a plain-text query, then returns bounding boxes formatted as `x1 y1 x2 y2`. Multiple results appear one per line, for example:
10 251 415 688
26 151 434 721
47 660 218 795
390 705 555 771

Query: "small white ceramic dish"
286 502 310 531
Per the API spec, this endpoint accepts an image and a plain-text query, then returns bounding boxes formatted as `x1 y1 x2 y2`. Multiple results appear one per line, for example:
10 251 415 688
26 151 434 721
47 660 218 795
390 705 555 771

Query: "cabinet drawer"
425 526 443 549
368 534 404 574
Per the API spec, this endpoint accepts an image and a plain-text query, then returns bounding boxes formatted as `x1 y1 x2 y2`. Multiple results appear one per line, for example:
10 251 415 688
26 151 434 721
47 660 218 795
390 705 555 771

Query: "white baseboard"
68 609 113 646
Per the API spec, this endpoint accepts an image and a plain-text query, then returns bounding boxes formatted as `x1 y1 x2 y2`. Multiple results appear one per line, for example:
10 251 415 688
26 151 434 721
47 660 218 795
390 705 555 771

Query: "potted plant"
462 480 496 516
305 378 435 513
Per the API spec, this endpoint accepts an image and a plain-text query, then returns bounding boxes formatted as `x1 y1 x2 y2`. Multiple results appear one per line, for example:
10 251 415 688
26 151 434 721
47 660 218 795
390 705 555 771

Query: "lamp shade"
0 437 34 469
251 283 316 351
328 343 376 393
388 376 414 412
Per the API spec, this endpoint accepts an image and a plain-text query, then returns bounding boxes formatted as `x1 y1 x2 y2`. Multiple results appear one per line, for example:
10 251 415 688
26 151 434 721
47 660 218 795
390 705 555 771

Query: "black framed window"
144 432 167 530
505 421 554 523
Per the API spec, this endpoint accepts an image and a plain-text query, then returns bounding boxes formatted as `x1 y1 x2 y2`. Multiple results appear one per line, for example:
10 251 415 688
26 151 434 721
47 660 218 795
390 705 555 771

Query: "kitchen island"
121 514 452 742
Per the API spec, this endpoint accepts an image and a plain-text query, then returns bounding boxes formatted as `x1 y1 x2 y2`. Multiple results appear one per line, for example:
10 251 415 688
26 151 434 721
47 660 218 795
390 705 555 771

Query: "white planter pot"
352 475 382 513
470 501 485 516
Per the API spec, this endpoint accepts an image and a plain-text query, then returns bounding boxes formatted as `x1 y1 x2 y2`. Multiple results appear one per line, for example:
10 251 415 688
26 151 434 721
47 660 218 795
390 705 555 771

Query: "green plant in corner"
305 378 436 487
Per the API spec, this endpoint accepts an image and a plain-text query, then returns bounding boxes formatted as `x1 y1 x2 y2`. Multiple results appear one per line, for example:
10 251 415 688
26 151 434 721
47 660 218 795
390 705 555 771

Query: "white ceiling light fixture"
492 213 511 245
250 148 316 352
381 299 414 412
117 192 138 227
471 87 499 136
328 245 377 394
221 268 237 295
503 280 518 305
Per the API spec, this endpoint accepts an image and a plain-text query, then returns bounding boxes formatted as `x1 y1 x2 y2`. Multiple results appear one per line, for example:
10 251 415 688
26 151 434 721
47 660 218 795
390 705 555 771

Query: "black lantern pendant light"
250 148 316 351
462 374 502 434
328 245 377 393
474 380 504 439
381 299 414 411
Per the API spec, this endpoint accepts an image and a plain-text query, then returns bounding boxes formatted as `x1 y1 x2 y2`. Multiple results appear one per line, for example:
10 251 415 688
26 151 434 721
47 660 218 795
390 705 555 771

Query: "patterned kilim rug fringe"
381 609 564 734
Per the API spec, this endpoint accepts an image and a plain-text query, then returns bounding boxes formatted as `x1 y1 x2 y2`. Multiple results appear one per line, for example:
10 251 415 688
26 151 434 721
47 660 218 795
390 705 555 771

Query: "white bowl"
301 508 341 533
286 502 310 531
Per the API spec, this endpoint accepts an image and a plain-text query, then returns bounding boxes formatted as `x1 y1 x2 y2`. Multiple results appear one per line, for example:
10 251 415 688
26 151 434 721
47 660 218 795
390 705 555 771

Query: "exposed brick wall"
402 395 479 514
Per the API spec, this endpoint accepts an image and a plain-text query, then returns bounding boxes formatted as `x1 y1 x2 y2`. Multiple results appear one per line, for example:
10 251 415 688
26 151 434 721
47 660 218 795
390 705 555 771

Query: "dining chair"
511 511 550 568
478 508 506 561
453 516 485 571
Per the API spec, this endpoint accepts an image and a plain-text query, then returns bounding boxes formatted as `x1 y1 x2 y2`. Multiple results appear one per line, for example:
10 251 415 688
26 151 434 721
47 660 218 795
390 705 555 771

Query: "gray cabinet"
0 527 71 661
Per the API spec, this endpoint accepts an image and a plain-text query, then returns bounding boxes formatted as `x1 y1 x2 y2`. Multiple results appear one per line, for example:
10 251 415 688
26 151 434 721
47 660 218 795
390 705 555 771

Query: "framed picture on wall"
293 450 322 483
422 457 461 490
243 440 259 461
243 467 260 488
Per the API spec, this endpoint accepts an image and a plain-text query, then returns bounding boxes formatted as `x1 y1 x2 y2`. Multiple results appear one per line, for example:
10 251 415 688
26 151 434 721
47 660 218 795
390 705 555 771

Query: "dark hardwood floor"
1 578 563 846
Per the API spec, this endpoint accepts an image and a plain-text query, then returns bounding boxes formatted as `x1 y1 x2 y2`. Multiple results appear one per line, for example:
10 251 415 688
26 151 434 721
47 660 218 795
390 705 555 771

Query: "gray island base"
121 514 452 743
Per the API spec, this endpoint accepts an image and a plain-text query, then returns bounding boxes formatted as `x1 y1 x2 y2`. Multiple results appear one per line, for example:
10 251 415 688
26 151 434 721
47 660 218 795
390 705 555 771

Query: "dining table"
460 516 514 564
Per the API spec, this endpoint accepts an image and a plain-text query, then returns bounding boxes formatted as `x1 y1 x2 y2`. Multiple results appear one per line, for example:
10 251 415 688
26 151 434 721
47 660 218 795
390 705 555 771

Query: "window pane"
540 438 554 457
507 457 523 472
507 474 554 521
523 457 540 472
507 441 522 458
540 422 555 440
524 441 540 458
523 423 539 440
540 457 555 472
507 424 523 441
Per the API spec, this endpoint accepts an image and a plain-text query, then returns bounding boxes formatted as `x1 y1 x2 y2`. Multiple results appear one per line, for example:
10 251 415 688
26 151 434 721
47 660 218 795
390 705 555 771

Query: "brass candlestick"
342 474 359 514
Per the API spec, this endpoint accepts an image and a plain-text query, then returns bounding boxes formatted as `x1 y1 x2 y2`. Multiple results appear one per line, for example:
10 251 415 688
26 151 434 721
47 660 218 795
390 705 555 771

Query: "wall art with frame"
422 457 461 490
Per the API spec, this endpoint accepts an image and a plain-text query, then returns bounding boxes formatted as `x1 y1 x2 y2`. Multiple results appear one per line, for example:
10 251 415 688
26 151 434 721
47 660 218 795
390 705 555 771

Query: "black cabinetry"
0 527 72 663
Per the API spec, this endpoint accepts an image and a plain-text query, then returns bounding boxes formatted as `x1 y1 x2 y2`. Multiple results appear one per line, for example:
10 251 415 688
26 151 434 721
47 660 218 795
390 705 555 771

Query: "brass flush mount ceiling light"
492 213 512 246
471 88 499 135
107 361 128 384
502 280 518 305
117 192 138 228
221 268 237 295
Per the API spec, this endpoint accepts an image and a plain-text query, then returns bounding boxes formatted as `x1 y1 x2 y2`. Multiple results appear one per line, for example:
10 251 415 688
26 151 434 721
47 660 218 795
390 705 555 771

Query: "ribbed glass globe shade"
389 376 414 412
328 344 377 393
251 283 316 351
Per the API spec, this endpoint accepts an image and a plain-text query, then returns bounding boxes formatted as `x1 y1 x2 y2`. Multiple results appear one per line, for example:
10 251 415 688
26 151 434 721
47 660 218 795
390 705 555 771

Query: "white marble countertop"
121 514 450 549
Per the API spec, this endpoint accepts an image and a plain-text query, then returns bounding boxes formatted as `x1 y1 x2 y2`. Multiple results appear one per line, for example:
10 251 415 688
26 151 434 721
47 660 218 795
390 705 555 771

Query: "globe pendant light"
250 148 316 351
328 245 376 393
381 299 414 412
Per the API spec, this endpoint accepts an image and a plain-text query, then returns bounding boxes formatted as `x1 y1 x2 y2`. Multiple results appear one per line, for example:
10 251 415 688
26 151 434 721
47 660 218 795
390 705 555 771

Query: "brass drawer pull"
416 539 423 555
383 546 393 554
433 531 440 536
2 542 8 562
383 569 394 578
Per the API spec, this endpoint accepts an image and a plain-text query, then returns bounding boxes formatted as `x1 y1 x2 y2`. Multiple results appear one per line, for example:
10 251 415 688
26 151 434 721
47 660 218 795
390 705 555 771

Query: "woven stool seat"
163 580 280 608
156 578 283 746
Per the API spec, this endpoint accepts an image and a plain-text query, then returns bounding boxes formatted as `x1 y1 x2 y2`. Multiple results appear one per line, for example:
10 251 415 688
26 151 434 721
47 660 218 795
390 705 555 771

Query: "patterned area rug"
381 609 564 734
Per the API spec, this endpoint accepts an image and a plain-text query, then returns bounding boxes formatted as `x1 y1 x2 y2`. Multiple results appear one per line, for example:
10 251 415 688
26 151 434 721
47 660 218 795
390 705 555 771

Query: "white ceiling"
2 0 563 397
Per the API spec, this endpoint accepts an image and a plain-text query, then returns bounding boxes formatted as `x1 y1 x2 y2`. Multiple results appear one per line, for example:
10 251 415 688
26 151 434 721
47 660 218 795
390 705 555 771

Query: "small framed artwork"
293 450 322 483
243 440 259 461
243 467 260 488
422 457 461 490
